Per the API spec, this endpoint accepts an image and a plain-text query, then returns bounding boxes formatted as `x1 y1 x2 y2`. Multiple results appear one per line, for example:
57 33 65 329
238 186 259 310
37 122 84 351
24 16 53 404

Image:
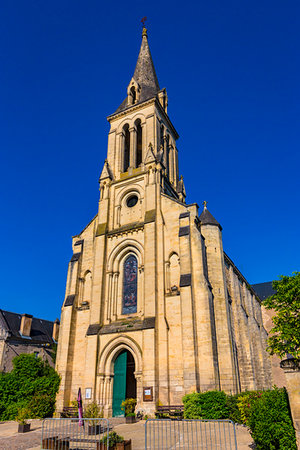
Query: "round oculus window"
126 195 138 208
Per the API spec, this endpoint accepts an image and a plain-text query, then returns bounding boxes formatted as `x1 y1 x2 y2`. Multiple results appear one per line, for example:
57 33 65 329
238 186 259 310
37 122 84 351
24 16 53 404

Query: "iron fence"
41 418 110 449
145 419 238 449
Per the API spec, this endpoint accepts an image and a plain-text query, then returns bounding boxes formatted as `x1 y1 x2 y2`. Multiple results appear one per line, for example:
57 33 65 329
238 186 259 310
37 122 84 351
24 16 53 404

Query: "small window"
130 86 136 104
126 195 138 208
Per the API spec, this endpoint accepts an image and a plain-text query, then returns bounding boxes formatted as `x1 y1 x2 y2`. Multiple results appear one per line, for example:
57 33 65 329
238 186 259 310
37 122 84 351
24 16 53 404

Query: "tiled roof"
0 309 56 344
199 207 222 230
251 282 276 301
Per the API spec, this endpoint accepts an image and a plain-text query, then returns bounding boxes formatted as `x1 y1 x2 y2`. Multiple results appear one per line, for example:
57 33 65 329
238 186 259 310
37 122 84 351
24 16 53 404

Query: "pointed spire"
177 175 186 203
132 26 160 95
113 25 160 114
99 159 113 182
199 202 222 230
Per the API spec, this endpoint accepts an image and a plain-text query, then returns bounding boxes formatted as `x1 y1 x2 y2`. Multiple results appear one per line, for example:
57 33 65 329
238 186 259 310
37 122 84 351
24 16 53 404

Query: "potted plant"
83 402 103 435
16 407 31 433
97 431 132 449
121 398 137 424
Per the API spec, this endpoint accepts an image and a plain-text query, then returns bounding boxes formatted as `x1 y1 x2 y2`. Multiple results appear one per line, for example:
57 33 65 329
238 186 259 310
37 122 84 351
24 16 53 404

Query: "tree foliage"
0 353 60 420
263 272 300 359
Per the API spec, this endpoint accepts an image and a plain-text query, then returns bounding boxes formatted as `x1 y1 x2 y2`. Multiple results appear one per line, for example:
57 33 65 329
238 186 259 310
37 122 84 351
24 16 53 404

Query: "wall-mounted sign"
143 386 153 402
85 388 92 399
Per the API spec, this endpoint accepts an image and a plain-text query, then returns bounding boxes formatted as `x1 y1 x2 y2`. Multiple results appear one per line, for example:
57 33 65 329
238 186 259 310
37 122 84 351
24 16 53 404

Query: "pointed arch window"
135 119 142 167
123 124 130 172
122 255 138 314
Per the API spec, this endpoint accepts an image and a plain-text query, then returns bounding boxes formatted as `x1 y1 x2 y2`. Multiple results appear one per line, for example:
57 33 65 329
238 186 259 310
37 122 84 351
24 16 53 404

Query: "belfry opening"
112 350 136 417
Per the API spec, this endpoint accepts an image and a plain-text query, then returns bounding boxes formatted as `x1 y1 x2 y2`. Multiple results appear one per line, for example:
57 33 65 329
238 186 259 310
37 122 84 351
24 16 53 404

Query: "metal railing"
145 419 238 449
41 418 110 449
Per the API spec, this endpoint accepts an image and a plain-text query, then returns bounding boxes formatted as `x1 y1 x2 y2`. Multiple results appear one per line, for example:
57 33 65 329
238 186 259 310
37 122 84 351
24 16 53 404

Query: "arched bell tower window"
123 124 130 172
135 119 142 167
122 254 138 315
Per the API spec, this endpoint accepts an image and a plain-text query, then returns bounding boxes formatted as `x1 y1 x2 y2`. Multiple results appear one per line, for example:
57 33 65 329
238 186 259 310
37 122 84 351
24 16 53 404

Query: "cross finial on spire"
141 17 148 37
203 200 207 209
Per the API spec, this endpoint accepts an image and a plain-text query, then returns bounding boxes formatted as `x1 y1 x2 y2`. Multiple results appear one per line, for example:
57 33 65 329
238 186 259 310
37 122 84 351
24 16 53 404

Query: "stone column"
106 272 113 322
280 358 300 447
112 272 119 320
118 132 125 173
135 371 143 411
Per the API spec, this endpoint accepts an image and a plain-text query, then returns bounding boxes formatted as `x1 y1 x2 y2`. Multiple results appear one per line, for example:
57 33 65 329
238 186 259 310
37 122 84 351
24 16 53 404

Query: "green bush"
27 393 56 418
225 394 241 423
121 398 137 416
248 388 297 450
100 431 124 448
183 391 229 420
0 354 60 421
83 402 103 419
182 388 297 449
237 391 263 425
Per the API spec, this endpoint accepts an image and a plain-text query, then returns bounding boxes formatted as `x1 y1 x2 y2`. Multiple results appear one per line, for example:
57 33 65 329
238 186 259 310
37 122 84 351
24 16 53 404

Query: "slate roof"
252 282 276 301
199 207 222 230
114 27 161 114
0 309 57 344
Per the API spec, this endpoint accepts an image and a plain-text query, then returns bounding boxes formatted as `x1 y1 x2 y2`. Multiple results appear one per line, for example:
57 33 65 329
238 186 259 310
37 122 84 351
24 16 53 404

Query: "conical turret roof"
199 202 222 230
114 27 160 114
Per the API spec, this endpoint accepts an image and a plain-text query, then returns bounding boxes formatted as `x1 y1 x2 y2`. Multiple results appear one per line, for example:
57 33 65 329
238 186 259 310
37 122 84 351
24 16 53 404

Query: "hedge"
182 388 297 449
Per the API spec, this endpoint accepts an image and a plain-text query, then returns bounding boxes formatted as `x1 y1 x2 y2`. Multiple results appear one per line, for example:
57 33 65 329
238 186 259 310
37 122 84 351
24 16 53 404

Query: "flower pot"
42 436 58 449
18 423 31 433
88 424 102 435
125 416 136 424
55 439 70 449
117 440 132 449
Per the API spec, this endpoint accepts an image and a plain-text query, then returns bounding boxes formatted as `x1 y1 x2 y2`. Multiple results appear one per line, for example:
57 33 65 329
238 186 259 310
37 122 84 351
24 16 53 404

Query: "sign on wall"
85 388 92 399
143 386 153 402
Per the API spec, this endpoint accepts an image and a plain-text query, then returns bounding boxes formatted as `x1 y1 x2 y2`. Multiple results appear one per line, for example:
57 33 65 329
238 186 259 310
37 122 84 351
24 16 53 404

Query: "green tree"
0 353 60 420
263 272 300 359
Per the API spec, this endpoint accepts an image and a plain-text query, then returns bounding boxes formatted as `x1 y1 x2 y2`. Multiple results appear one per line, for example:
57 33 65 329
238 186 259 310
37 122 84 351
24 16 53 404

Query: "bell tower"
99 25 183 205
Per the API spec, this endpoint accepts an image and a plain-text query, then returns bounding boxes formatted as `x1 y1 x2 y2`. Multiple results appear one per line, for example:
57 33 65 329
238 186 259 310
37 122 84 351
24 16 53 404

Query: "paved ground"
0 419 254 449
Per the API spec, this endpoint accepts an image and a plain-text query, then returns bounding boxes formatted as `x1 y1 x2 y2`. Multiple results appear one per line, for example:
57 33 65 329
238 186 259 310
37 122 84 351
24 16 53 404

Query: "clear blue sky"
1 1 299 321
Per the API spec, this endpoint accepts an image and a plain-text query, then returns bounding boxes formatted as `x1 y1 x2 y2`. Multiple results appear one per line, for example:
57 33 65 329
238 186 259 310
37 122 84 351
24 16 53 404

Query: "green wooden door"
112 351 127 417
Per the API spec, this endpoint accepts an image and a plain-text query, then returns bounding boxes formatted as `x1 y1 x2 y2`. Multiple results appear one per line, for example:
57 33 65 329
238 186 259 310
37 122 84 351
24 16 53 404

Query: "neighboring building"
252 281 287 387
0 310 59 372
55 26 272 417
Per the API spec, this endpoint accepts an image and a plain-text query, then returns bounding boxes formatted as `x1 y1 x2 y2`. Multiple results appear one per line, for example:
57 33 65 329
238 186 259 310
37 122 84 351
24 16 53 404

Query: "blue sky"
1 1 299 321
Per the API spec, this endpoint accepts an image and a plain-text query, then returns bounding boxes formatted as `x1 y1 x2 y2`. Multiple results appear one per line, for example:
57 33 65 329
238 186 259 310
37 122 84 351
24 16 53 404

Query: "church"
55 26 272 417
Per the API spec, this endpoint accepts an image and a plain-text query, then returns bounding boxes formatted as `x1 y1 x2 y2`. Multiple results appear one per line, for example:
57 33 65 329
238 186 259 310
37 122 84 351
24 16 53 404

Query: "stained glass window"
122 255 138 314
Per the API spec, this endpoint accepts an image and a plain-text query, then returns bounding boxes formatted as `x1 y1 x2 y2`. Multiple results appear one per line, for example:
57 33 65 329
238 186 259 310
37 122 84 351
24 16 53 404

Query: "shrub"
27 393 56 418
225 394 241 424
83 402 102 419
16 407 30 425
121 398 137 416
0 354 60 421
237 391 262 425
100 431 124 448
248 388 297 450
182 392 202 419
183 391 229 420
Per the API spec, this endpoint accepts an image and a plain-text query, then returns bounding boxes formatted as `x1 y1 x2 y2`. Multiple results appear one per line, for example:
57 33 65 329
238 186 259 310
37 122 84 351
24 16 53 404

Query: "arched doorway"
112 350 136 417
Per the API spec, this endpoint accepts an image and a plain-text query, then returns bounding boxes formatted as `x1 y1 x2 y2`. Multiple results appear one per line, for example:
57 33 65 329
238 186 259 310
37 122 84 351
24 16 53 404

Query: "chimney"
20 314 33 337
52 318 60 341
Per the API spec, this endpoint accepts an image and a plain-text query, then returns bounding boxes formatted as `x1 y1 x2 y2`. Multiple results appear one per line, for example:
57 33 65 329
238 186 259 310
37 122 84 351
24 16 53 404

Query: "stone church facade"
55 27 272 416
